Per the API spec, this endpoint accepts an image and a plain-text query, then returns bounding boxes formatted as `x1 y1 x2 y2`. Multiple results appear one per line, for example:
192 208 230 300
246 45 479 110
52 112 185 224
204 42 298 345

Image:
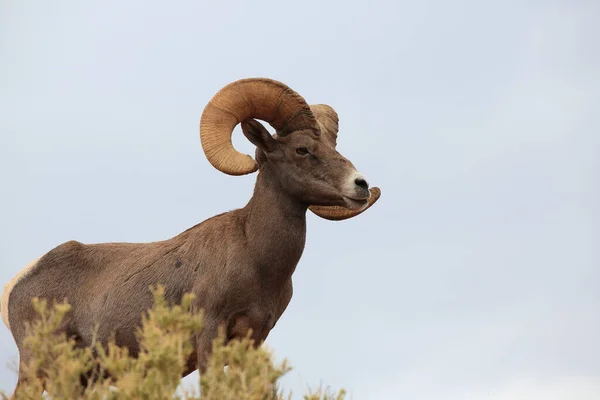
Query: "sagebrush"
2 286 346 400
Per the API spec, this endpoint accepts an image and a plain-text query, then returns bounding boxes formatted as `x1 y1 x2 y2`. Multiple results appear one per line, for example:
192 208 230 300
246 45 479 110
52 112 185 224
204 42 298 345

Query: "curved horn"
310 104 339 147
308 103 382 221
200 78 318 176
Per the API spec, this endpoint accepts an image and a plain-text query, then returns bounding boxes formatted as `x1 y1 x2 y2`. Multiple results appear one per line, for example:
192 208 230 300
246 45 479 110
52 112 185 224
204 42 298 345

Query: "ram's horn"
309 104 338 148
200 78 318 176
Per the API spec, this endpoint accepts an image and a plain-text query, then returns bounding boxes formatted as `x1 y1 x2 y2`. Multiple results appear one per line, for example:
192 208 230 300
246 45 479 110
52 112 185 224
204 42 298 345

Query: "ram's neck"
243 167 308 282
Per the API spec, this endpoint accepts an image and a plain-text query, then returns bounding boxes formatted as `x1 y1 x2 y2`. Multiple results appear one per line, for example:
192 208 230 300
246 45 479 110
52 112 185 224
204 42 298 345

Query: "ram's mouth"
343 195 369 210
309 187 381 221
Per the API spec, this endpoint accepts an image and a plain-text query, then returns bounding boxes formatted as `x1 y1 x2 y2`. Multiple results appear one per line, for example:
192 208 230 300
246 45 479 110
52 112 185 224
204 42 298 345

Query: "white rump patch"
1 257 41 331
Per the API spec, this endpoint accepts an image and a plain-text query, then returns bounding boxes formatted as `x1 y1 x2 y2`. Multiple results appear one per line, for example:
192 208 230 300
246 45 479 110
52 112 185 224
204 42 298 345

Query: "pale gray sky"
1 1 599 398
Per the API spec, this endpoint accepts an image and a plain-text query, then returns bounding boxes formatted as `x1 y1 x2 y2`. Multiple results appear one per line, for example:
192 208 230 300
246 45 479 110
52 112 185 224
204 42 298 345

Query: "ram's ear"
309 187 381 221
241 119 277 153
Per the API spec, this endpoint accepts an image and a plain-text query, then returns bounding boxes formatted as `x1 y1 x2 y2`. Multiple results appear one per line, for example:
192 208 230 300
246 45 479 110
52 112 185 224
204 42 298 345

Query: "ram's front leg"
195 317 222 374
195 312 263 374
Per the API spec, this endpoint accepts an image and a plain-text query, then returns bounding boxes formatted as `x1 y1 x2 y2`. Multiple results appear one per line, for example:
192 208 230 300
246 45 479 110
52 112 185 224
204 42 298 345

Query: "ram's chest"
228 312 274 344
226 279 293 344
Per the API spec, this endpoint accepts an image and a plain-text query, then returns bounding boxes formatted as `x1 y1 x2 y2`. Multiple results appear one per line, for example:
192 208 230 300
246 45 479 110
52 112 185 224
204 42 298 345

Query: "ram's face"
200 78 381 219
242 121 371 210
276 129 370 210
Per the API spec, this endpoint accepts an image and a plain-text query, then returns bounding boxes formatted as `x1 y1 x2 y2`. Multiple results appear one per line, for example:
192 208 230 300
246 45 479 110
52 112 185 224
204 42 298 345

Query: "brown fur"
3 119 372 396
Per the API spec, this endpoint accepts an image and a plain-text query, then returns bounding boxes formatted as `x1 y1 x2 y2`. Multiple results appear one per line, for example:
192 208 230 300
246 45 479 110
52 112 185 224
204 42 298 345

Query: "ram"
1 78 381 395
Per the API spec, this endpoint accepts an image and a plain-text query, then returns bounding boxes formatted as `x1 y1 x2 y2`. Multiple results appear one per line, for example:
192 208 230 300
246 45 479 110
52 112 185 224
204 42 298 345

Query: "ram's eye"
296 147 309 155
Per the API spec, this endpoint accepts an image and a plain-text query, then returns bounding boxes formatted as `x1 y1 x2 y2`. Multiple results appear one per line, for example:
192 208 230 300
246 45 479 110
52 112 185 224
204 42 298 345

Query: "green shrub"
1 286 346 400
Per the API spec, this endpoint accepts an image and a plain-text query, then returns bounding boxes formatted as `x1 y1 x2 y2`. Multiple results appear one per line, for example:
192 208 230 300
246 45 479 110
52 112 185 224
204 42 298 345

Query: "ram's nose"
353 175 370 199
355 177 369 191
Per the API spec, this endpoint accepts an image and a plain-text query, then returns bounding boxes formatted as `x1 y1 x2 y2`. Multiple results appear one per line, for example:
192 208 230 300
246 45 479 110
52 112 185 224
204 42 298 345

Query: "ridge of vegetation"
2 286 346 400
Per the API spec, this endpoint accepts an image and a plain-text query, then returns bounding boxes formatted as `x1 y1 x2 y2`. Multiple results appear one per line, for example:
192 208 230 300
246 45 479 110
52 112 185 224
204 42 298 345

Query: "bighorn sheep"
1 78 381 394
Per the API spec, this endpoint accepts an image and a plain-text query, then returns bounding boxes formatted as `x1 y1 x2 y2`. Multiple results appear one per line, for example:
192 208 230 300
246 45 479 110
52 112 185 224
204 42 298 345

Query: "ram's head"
199 78 381 220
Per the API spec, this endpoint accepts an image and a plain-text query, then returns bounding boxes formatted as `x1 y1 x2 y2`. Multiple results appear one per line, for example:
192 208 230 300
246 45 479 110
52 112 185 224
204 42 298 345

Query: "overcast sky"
1 1 599 398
